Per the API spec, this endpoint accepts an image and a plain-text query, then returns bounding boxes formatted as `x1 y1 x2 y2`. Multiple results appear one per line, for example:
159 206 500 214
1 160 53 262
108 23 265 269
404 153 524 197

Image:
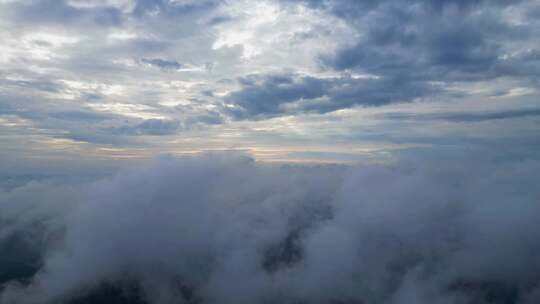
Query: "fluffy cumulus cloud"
1 153 540 304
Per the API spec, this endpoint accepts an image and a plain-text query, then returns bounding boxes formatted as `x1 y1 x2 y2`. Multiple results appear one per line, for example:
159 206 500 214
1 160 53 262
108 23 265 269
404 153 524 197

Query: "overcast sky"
2 2 540 303
1 0 539 167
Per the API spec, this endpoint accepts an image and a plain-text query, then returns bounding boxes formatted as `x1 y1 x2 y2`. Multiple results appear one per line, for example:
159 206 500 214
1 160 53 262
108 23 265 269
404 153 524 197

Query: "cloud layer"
0 0 538 162
1 153 540 304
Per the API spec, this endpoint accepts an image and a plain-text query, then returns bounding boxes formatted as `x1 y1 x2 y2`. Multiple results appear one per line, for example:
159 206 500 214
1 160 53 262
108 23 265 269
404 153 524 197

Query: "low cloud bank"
1 153 540 304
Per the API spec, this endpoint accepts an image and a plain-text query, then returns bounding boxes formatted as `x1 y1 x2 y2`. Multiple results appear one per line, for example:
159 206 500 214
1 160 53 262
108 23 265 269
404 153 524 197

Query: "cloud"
316 0 537 82
382 108 540 122
0 0 539 163
226 73 435 118
1 153 540 303
113 118 181 136
275 0 539 117
220 0 539 119
131 0 220 18
139 58 182 71
48 111 114 122
225 74 328 118
0 78 64 94
3 0 124 27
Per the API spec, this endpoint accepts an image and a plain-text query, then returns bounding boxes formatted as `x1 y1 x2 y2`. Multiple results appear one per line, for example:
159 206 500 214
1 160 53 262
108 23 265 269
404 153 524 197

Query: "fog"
1 153 540 304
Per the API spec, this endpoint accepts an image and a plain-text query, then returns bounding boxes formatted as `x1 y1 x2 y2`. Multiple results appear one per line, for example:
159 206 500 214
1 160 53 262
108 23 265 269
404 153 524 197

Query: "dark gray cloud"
185 111 224 126
226 73 436 118
1 0 222 28
0 102 13 115
62 132 135 145
318 0 537 81
219 0 540 119
225 74 328 118
48 111 113 122
286 0 523 20
2 0 124 27
139 58 182 71
383 108 540 122
48 119 181 145
132 0 221 18
0 78 64 94
205 15 233 26
1 153 540 303
228 0 538 119
114 118 181 136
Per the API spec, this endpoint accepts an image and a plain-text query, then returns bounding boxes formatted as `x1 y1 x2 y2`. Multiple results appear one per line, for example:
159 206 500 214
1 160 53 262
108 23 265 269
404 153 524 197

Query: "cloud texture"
1 0 538 163
1 153 540 304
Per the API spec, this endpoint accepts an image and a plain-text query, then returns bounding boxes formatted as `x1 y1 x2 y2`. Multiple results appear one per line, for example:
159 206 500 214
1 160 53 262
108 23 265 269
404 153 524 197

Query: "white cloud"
1 153 540 303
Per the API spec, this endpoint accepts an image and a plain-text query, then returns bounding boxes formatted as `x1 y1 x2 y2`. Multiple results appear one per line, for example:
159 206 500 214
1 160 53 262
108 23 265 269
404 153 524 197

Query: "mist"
1 153 540 304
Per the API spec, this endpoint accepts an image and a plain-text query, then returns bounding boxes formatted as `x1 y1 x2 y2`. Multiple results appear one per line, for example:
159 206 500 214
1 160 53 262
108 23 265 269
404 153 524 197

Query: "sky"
0 0 539 170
